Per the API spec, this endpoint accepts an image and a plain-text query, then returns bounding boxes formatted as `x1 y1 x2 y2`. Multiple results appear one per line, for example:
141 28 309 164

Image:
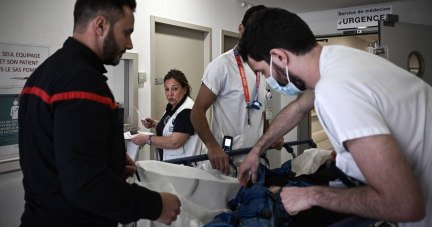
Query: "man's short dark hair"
73 0 137 32
238 8 317 64
241 5 267 26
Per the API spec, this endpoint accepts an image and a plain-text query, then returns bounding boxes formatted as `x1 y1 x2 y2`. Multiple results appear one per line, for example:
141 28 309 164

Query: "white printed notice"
0 88 22 158
0 43 49 87
337 5 392 30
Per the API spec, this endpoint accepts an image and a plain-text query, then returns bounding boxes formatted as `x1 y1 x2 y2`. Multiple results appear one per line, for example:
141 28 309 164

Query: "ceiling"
239 0 418 14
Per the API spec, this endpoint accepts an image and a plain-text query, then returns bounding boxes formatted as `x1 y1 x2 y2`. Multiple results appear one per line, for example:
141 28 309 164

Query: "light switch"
138 72 146 83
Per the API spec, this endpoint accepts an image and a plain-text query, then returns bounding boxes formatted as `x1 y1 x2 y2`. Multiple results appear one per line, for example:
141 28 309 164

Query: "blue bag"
204 161 312 227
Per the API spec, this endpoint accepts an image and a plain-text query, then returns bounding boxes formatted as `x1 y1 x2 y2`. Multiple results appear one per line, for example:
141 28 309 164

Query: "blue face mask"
266 55 302 96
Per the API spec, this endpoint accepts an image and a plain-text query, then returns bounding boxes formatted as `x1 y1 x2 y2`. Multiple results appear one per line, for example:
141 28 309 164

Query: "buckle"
265 190 279 201
227 215 243 227
256 208 272 218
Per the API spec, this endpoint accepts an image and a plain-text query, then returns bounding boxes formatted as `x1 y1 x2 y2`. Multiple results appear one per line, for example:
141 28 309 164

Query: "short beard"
274 63 306 91
102 28 122 66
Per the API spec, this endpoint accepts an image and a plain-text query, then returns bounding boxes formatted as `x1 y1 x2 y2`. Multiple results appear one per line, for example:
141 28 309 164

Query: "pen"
135 170 141 182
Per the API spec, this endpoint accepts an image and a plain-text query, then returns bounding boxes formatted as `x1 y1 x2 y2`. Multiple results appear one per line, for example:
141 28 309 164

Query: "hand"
156 193 181 225
271 137 284 150
238 147 260 187
207 146 231 176
131 134 148 146
280 186 313 215
125 154 137 179
142 117 157 129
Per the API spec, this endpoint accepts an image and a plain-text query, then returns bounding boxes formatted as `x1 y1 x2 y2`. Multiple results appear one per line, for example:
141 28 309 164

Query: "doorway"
220 30 239 54
150 16 212 160
105 53 139 127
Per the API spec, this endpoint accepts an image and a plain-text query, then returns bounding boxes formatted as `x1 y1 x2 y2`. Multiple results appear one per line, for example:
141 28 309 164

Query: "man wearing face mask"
237 8 431 226
191 5 284 176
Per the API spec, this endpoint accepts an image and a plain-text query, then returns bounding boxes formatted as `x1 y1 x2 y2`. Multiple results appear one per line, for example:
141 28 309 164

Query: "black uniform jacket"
19 37 162 227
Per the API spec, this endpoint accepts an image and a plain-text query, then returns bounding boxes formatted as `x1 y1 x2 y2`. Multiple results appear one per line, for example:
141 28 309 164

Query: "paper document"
124 131 154 140
126 141 139 161
133 106 146 120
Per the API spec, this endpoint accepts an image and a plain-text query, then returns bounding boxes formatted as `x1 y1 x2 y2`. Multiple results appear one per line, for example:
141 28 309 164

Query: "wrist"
207 140 222 151
147 135 153 145
254 140 266 155
307 186 322 207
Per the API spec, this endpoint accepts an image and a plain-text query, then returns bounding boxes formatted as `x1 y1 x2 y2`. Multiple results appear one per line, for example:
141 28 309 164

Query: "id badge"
266 108 272 120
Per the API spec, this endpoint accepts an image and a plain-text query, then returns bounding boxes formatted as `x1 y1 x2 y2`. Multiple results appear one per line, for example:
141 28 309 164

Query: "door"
379 20 431 85
150 17 212 160
221 30 239 54
154 23 204 117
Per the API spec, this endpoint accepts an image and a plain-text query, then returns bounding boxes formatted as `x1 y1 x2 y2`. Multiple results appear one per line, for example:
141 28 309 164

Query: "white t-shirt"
315 45 432 227
202 49 267 154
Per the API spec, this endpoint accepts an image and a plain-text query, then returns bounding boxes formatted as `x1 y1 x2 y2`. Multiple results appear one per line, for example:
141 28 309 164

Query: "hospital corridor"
0 0 431 226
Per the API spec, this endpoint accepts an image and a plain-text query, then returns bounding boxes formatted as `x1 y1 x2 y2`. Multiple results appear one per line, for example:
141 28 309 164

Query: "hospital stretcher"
164 139 317 176
161 139 380 227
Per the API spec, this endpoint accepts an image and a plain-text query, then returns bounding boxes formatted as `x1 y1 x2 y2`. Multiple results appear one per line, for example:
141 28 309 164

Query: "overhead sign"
0 43 49 87
337 5 392 30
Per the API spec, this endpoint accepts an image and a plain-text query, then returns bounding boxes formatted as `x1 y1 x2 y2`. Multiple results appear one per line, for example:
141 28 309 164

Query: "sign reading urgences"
337 5 392 30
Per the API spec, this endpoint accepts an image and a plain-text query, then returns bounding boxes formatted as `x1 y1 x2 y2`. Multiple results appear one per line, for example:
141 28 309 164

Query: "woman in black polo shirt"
131 69 203 161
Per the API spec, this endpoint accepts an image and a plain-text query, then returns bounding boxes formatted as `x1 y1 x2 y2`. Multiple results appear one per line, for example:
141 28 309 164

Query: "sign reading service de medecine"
337 5 392 30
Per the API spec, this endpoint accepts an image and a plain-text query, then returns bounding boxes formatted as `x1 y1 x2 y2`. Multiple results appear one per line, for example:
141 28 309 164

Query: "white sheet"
291 148 333 176
135 161 241 227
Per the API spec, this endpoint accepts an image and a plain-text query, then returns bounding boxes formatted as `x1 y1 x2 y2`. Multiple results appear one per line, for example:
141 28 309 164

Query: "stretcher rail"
164 139 317 166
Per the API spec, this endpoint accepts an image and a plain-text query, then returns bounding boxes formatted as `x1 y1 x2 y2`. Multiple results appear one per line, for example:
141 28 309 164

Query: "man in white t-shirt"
237 8 431 227
191 5 284 175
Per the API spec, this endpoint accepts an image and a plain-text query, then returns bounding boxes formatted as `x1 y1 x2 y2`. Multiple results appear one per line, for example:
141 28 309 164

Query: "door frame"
149 16 212 159
220 29 238 55
120 52 139 128
150 16 212 127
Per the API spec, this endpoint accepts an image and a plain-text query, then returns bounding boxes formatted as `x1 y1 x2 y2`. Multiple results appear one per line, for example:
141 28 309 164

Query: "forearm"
255 101 306 155
310 185 412 222
61 164 162 222
151 136 184 150
191 108 219 148
55 102 162 222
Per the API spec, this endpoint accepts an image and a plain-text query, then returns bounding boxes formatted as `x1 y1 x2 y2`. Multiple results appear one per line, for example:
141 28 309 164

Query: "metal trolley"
164 139 318 177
